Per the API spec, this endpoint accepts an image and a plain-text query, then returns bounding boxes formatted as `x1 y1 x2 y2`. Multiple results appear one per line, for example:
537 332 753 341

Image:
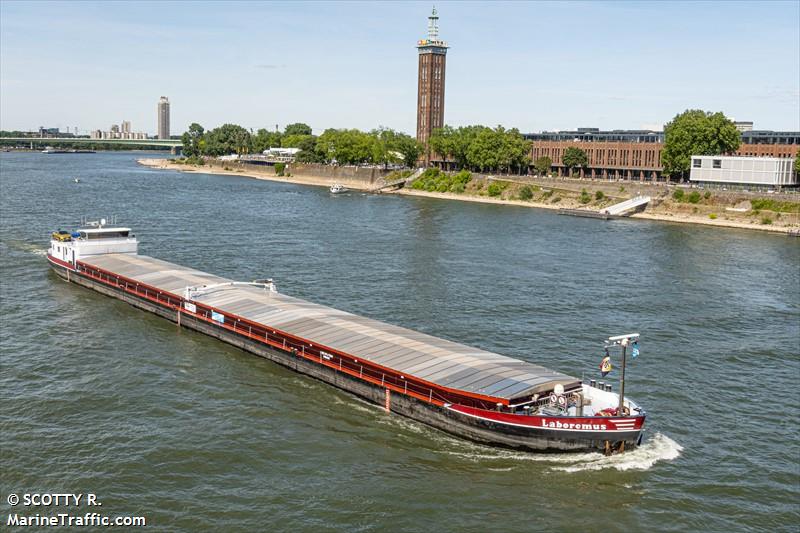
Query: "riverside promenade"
138 158 800 235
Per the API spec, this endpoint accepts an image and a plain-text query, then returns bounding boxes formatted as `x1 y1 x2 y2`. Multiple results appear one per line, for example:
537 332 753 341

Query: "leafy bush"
703 191 711 200
541 190 554 199
595 190 605 200
487 182 503 197
688 191 701 204
579 189 591 204
185 155 204 166
385 169 413 182
411 168 471 193
761 216 773 225
709 213 718 220
551 196 562 204
275 162 286 176
750 198 800 213
619 186 625 192
673 189 685 201
518 185 534 200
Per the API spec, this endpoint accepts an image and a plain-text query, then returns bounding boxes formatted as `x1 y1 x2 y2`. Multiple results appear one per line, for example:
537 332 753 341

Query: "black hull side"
48 261 640 453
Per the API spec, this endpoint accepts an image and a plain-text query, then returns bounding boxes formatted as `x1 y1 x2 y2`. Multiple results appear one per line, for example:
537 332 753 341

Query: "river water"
1 151 798 531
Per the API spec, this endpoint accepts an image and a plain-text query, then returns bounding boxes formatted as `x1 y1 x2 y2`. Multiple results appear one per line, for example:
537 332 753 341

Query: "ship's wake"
551 433 682 472
3 240 47 256
440 433 682 473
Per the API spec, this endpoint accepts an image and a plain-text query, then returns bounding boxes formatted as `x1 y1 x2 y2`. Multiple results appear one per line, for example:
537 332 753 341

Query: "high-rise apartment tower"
157 96 170 139
416 8 448 157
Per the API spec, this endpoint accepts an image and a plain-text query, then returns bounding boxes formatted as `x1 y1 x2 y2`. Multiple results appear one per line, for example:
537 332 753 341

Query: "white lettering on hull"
541 418 606 431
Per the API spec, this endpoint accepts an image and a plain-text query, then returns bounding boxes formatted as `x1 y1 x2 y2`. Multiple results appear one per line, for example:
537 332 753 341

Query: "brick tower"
416 7 448 162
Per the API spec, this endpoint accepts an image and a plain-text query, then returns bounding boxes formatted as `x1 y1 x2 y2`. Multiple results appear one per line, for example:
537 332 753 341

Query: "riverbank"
137 158 800 235
137 158 378 191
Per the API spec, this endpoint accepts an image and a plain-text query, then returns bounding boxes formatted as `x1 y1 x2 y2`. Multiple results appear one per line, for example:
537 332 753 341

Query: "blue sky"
1 0 798 135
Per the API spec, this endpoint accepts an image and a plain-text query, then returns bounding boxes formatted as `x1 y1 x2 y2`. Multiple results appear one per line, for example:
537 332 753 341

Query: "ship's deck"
83 253 579 401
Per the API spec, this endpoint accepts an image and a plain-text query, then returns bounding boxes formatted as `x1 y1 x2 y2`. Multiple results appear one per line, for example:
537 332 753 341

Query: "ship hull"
47 256 644 453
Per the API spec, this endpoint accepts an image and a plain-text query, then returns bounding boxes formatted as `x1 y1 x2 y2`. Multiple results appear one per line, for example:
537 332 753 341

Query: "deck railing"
75 260 502 411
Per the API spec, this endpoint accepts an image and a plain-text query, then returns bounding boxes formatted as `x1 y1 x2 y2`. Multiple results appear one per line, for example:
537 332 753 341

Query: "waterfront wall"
289 163 394 186
202 159 394 189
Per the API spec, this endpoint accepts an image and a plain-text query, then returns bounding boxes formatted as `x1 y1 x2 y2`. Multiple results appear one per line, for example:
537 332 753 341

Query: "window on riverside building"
692 159 701 168
713 159 722 169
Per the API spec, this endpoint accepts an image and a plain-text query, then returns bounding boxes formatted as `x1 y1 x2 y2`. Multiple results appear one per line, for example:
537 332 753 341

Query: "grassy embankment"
403 168 800 230
406 168 617 210
665 189 800 226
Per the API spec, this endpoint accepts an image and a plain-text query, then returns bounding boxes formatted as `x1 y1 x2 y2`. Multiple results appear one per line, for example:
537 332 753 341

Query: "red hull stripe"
447 404 645 433
47 254 76 271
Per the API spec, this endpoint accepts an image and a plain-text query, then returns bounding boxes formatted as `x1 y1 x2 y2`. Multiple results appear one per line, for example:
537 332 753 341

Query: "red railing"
75 260 506 410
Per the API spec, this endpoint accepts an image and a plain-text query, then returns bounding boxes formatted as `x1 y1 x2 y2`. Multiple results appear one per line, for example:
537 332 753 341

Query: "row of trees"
181 122 423 167
180 110 787 179
428 125 531 173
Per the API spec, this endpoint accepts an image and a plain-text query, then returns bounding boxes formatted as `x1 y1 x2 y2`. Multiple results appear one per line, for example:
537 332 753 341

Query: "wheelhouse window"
692 159 701 168
712 159 722 169
81 230 130 239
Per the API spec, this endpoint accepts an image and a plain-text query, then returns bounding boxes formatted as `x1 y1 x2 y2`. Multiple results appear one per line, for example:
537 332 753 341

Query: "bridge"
0 137 182 151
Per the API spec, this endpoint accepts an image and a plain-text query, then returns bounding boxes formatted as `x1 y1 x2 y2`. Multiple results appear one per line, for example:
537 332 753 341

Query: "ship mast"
606 333 639 414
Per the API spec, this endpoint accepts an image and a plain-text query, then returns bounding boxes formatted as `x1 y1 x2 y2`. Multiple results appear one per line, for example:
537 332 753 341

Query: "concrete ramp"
601 195 651 216
371 168 425 192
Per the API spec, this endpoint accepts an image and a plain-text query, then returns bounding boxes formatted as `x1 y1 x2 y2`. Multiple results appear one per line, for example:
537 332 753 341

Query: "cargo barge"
47 222 646 453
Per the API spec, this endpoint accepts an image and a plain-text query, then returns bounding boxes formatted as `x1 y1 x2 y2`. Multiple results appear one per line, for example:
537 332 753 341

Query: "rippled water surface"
1 152 798 531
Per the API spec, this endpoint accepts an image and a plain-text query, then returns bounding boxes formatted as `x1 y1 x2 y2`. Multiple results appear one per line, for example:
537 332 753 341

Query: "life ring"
556 395 567 408
549 392 558 405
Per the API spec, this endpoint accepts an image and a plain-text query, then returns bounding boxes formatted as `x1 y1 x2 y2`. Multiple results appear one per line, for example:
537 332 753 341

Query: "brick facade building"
526 130 798 180
416 8 448 161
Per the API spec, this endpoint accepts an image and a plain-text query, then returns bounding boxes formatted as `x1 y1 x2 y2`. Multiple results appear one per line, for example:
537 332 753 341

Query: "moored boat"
330 183 348 194
46 221 646 453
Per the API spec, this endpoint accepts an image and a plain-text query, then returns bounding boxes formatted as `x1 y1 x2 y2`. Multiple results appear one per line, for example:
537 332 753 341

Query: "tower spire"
427 6 439 41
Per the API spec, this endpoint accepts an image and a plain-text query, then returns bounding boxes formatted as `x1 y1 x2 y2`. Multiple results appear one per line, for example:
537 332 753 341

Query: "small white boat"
73 178 80 183
330 184 348 194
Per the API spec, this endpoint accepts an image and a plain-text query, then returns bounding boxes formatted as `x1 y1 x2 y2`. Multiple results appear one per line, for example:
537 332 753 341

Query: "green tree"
429 125 456 165
294 135 322 163
562 147 588 176
467 127 503 172
281 134 315 148
203 124 252 156
395 134 423 168
284 123 312 136
181 123 205 157
533 156 552 176
315 128 374 165
500 127 531 174
252 129 282 153
662 109 741 180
